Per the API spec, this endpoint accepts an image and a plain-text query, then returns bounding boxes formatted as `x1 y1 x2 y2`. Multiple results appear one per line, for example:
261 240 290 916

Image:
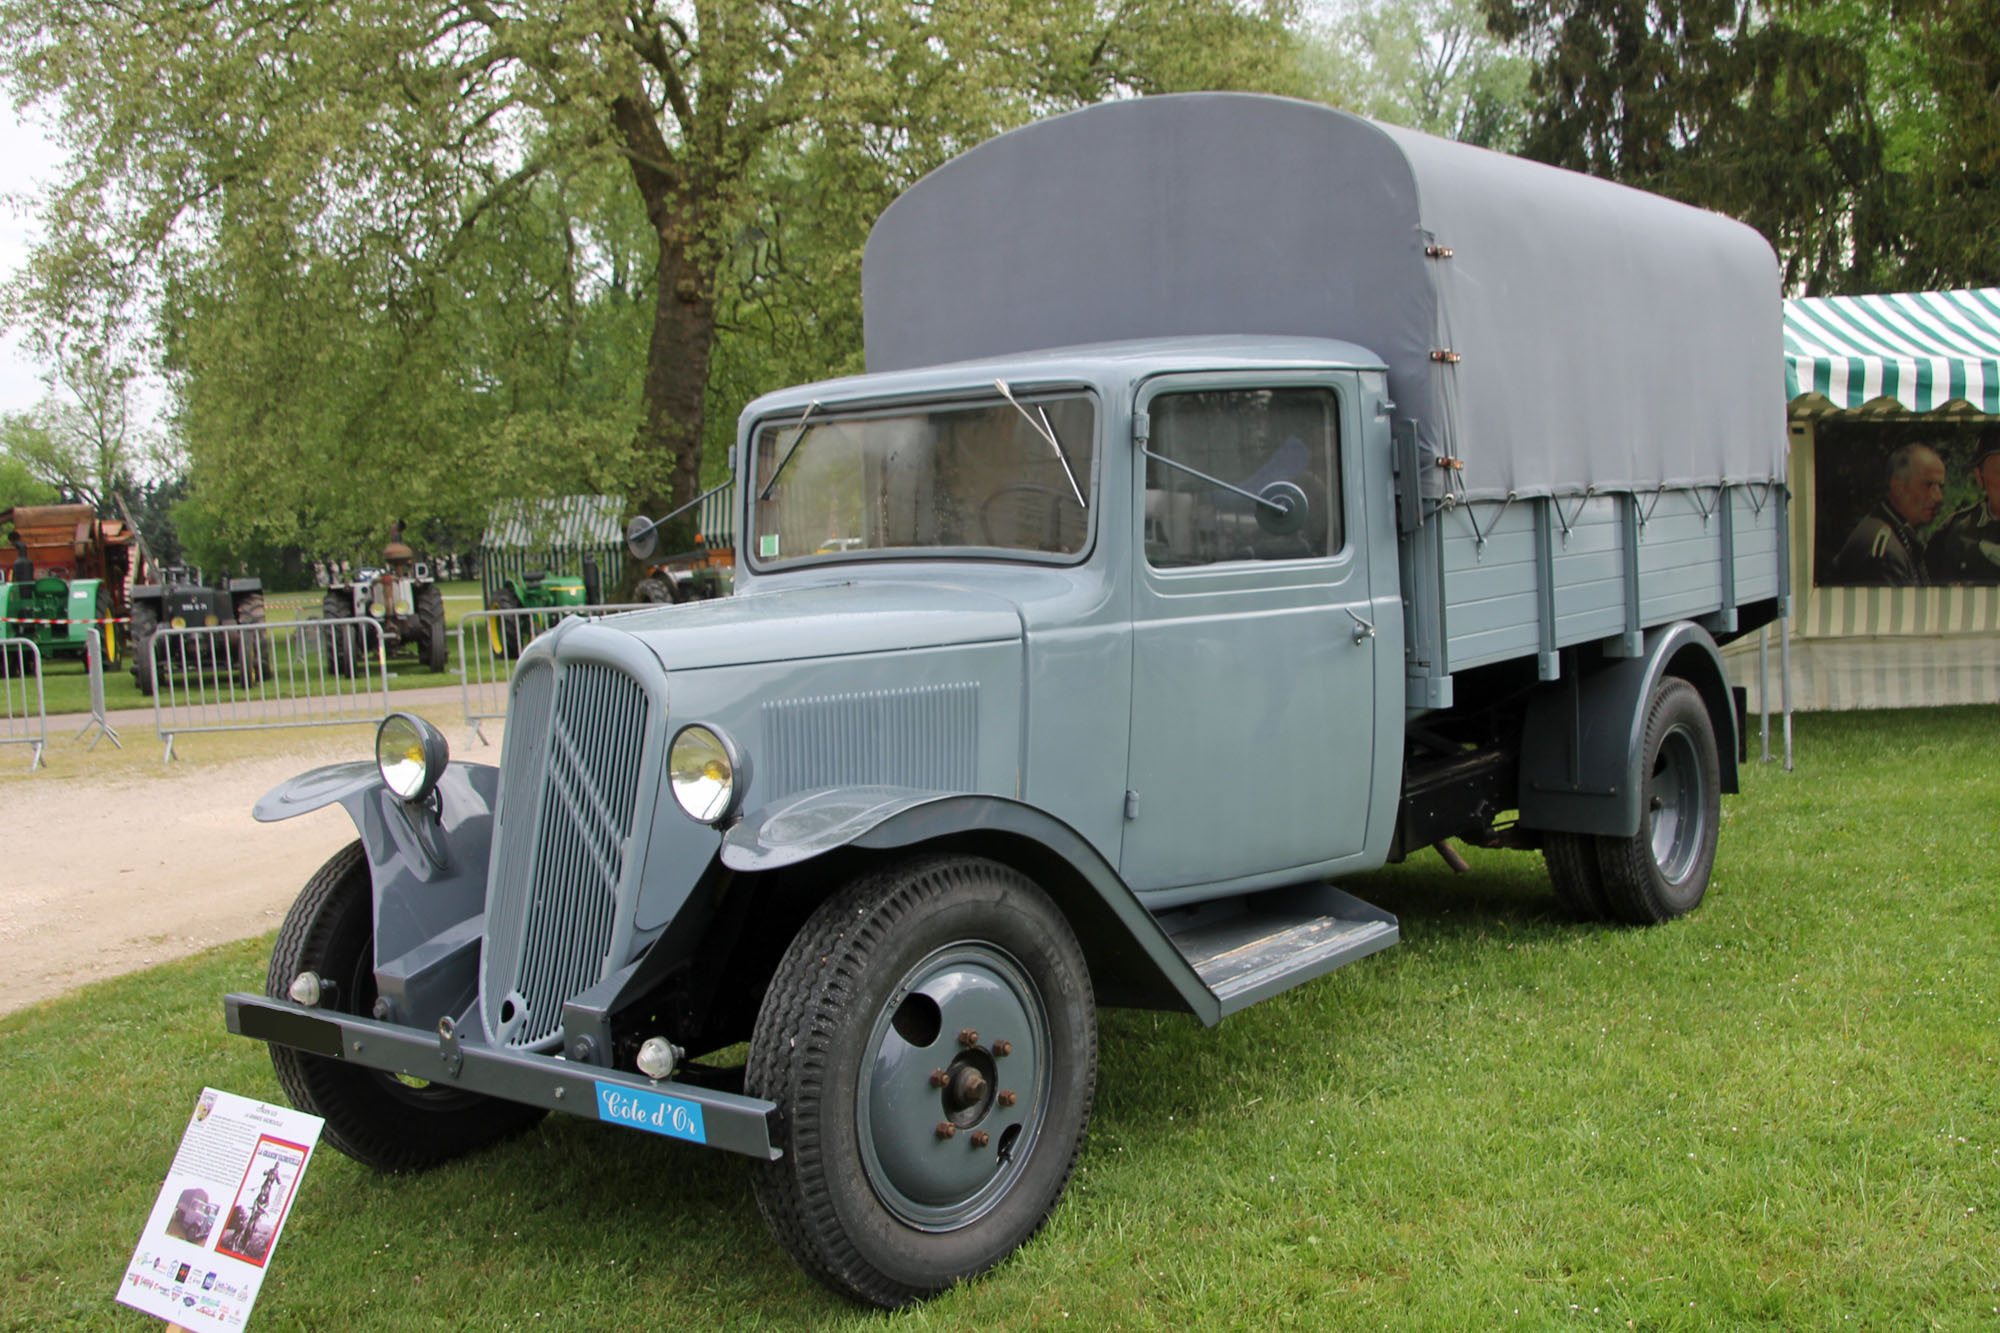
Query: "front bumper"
225 993 781 1161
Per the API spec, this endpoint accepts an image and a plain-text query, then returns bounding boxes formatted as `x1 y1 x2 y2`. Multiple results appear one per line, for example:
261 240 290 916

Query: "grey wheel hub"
1649 725 1706 882
858 943 1049 1231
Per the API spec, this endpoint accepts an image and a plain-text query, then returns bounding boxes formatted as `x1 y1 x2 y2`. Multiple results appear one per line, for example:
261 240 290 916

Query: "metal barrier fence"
0 637 48 769
150 617 391 762
457 602 653 743
75 626 121 751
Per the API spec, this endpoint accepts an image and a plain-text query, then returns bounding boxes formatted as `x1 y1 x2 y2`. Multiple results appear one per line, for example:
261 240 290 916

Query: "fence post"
75 626 123 751
0 637 48 770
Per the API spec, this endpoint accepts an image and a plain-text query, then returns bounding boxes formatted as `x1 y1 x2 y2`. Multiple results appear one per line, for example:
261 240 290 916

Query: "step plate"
1163 884 1399 1017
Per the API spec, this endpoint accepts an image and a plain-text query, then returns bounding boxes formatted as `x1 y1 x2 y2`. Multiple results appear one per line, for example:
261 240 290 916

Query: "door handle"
1344 607 1375 644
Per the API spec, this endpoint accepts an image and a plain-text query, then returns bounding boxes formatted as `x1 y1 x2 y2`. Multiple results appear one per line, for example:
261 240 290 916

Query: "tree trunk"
612 92 721 594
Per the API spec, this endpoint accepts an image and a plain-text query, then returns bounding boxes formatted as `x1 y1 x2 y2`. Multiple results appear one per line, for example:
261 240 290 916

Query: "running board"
1157 884 1399 1017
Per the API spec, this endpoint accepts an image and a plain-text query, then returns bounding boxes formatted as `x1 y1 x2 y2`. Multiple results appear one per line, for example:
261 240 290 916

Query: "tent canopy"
1785 288 2000 413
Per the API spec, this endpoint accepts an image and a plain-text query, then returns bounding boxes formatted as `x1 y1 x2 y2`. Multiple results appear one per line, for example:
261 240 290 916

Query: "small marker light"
636 1037 681 1081
288 971 323 1007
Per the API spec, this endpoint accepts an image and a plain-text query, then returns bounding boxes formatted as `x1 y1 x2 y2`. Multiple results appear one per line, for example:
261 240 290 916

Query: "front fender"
725 787 1219 1022
256 761 500 1029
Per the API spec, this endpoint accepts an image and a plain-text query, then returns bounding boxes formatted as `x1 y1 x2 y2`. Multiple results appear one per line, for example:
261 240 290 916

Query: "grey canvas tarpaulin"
863 93 1787 504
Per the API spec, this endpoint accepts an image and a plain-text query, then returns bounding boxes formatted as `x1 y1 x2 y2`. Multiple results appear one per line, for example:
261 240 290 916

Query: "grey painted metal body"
230 97 1787 1167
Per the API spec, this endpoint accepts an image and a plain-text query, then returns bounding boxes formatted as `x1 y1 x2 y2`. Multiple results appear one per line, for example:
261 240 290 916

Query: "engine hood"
605 579 1024 670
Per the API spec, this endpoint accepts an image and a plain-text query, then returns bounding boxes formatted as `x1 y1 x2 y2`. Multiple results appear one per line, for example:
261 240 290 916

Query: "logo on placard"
594 1083 707 1144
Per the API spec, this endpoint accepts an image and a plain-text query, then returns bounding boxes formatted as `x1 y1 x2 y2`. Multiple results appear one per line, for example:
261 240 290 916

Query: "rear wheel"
634 577 676 605
1544 832 1611 921
232 589 275 678
129 601 159 697
487 584 523 658
266 841 545 1171
321 589 359 676
1595 678 1721 924
414 582 448 672
747 855 1096 1308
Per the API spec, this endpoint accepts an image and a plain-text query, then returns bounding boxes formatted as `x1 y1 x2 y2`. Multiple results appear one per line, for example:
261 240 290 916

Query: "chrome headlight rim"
668 722 749 826
376 711 448 805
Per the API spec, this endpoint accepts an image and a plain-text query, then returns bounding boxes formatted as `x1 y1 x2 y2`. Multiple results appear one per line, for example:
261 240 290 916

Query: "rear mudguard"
1516 622 1741 839
723 786 1221 1023
255 761 500 1028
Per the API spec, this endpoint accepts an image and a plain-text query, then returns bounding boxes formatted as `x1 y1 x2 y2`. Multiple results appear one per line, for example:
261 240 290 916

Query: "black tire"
1595 677 1721 924
129 601 159 697
321 589 359 676
746 855 1097 1308
487 584 523 658
634 577 675 605
233 589 276 676
265 841 545 1172
229 590 265 687
1544 831 1612 921
415 582 448 672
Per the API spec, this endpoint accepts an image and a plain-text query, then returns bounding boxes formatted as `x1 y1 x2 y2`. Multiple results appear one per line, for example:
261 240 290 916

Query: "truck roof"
862 94 1786 504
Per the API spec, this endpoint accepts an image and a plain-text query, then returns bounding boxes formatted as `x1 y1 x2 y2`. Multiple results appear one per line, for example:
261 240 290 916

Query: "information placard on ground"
116 1088 324 1331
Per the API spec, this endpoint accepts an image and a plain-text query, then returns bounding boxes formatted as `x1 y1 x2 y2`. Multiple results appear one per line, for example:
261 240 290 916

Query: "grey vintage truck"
226 94 1787 1306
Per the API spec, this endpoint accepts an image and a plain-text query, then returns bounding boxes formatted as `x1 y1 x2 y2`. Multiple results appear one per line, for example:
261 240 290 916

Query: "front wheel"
746 855 1097 1308
265 841 545 1171
1595 677 1722 924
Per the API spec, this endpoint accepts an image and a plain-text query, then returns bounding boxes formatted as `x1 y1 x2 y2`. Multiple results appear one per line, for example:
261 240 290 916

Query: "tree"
1307 0 1530 149
3 0 1309 566
0 337 160 512
1482 0 1897 294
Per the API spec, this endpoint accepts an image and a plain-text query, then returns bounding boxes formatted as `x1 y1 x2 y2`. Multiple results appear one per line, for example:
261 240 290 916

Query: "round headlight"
376 712 448 804
669 724 746 825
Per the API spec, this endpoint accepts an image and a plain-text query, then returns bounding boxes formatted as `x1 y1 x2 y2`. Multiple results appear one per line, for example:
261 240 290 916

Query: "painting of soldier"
1813 418 2000 588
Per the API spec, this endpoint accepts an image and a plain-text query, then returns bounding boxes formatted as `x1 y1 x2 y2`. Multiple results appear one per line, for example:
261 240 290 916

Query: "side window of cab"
1142 387 1342 568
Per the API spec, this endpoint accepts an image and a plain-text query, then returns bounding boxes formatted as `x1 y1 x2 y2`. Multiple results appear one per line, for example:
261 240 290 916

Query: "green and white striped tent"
1784 287 2000 413
1750 287 2000 713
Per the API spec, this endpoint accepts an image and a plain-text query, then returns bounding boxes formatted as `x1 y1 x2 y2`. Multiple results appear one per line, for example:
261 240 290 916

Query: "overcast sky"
0 101 64 415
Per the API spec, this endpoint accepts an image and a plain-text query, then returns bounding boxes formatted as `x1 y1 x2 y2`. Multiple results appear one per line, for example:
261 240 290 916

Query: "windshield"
749 392 1096 564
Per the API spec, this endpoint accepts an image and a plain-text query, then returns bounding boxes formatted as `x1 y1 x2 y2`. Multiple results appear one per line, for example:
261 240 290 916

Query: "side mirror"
1255 481 1310 537
626 516 659 563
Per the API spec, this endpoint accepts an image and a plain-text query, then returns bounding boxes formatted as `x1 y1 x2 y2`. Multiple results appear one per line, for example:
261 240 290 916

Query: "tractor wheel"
233 589 276 679
230 590 266 687
487 584 524 659
321 589 360 677
129 601 159 697
746 854 1097 1308
415 582 449 672
634 577 676 605
267 841 546 1172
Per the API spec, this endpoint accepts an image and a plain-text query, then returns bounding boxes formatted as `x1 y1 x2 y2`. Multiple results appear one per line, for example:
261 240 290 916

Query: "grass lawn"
4 706 1996 1329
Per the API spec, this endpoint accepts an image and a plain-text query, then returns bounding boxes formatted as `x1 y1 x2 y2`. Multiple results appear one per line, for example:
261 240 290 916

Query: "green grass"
5 707 1997 1329
20 582 489 716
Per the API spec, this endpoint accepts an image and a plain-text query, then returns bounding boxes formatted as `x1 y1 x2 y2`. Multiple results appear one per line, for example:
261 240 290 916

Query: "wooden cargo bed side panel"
1549 496 1626 646
1637 492 1726 625
1732 488 1783 603
1439 501 1539 670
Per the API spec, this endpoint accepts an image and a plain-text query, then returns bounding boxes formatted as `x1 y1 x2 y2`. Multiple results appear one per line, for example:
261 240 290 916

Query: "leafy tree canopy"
2 0 1309 567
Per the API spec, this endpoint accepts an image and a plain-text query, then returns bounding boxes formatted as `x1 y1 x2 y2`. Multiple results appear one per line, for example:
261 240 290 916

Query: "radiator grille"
482 659 650 1049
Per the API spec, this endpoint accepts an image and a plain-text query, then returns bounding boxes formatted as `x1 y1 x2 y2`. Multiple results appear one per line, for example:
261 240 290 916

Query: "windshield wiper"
994 379 1087 510
757 400 821 502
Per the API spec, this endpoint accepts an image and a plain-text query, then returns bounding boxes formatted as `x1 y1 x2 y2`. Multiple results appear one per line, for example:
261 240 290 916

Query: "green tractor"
0 504 135 667
484 558 598 658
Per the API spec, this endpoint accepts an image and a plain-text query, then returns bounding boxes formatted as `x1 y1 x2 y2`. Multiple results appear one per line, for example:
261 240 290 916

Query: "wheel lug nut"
969 1130 990 1149
935 1122 956 1139
958 1028 979 1047
997 1089 1016 1107
929 1069 949 1088
992 1039 1011 1057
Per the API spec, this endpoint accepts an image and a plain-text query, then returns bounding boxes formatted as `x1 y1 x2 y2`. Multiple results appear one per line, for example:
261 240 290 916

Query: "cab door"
1119 373 1378 898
